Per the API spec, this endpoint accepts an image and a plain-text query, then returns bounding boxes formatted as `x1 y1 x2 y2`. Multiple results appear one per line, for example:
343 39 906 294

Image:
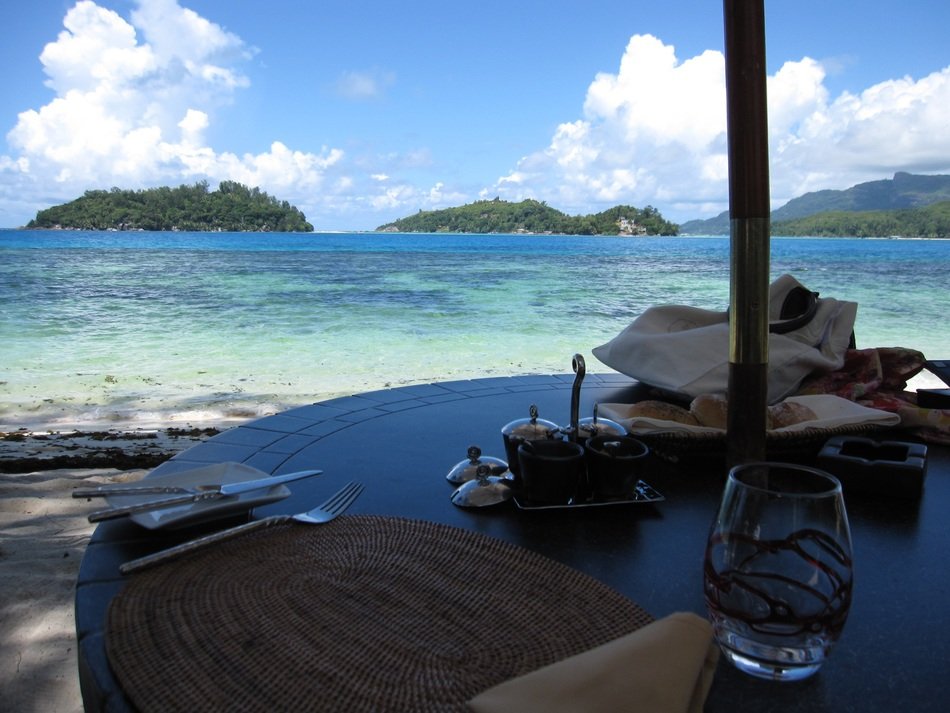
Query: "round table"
76 373 950 712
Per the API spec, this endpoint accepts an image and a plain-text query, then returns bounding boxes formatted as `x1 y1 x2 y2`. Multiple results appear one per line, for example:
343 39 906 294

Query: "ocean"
1 230 948 431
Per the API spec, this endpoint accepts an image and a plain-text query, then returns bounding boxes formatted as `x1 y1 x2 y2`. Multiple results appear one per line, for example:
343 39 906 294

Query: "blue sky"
2 0 949 230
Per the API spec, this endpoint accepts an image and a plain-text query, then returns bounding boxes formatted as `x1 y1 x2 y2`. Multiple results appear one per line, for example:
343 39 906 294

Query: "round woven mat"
107 515 652 712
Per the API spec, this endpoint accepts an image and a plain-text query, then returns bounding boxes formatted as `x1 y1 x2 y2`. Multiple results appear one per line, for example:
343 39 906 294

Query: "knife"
85 469 322 522
74 468 323 498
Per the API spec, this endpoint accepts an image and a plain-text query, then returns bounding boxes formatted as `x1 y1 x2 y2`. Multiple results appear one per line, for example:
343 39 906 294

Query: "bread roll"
690 393 729 429
767 401 817 429
618 400 699 425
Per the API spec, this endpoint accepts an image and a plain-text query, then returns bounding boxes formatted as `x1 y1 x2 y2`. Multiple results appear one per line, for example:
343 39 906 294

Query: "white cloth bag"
592 275 857 404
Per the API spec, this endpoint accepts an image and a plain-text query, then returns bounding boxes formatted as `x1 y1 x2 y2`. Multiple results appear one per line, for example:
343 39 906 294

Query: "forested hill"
771 200 950 238
680 172 950 235
26 181 313 232
376 198 678 235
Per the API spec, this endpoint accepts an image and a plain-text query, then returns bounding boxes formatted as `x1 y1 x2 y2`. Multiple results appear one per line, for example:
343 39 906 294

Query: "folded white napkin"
592 274 858 403
467 612 719 713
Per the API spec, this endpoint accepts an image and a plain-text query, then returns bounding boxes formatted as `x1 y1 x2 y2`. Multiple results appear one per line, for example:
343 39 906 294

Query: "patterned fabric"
797 348 950 445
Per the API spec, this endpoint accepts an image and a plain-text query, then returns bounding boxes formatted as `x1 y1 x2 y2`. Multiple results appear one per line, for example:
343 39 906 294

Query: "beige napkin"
601 394 901 436
467 612 719 713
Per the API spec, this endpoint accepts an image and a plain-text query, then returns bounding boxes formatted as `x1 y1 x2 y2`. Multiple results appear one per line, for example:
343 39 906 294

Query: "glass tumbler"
703 462 853 682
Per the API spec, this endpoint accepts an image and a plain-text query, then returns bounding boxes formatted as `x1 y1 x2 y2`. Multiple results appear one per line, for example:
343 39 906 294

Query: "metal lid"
501 404 560 439
577 416 627 440
446 445 509 485
450 464 514 508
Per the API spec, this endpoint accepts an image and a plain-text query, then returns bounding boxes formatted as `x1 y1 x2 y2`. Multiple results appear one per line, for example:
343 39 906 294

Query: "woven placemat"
107 515 653 712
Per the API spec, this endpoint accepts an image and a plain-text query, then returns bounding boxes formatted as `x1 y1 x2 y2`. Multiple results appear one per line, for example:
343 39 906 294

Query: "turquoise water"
1 230 948 430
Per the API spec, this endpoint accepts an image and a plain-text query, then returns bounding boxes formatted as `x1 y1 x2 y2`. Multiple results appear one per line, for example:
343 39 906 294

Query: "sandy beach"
0 427 220 712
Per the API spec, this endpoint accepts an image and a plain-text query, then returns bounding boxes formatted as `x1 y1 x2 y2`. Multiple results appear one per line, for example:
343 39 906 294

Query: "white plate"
106 462 292 530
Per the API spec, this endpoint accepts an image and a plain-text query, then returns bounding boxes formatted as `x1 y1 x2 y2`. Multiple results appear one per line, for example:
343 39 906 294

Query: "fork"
119 482 364 575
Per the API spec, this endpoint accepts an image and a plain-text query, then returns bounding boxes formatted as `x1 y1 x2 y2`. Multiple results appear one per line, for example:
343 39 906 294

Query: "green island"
23 171 950 237
771 200 950 238
26 181 313 232
376 198 679 236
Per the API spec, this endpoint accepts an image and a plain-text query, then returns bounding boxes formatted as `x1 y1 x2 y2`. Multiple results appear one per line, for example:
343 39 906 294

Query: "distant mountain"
772 200 950 238
679 212 730 236
376 198 678 236
679 172 950 235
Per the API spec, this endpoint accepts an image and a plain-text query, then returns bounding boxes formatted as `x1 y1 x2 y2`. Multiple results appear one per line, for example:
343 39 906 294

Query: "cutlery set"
119 481 364 574
75 463 363 574
76 469 324 521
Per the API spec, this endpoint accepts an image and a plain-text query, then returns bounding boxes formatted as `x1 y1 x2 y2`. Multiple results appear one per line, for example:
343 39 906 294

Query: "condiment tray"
513 480 664 510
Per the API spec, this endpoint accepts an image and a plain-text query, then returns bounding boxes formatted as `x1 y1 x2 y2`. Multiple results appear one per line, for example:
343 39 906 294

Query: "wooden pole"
723 0 770 465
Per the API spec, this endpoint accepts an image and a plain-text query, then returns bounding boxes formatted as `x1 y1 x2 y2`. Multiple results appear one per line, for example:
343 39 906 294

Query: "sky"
1 0 949 231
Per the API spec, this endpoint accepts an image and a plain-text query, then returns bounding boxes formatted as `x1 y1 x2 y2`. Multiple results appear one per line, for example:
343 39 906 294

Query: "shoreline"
0 425 227 473
1 370 944 473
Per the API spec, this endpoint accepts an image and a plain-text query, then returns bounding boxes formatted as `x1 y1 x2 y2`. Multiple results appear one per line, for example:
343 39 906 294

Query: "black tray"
513 480 664 510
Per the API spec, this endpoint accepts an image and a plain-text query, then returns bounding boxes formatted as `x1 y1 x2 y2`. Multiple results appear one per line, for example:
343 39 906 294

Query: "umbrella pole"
723 0 770 465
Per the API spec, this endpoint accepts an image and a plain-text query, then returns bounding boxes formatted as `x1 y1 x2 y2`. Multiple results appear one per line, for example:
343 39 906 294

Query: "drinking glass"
703 462 853 681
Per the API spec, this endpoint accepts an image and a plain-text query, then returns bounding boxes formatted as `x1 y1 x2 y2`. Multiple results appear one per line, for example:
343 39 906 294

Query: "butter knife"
86 469 322 522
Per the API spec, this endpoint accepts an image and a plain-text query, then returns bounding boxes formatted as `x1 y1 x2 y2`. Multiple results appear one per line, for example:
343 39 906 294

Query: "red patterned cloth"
797 347 950 445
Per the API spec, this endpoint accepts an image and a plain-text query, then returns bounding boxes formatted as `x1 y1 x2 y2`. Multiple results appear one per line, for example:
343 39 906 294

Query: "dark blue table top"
76 374 950 712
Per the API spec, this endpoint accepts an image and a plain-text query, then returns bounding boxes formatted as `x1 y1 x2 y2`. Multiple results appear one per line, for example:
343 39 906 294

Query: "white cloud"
178 108 208 140
363 179 465 214
492 34 950 221
492 35 729 218
38 1 157 95
770 66 950 202
130 0 251 67
425 181 466 206
4 7 950 231
336 68 395 100
211 142 344 190
1 0 358 225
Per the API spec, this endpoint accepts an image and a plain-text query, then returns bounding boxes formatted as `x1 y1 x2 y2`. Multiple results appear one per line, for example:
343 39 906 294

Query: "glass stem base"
718 640 825 682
